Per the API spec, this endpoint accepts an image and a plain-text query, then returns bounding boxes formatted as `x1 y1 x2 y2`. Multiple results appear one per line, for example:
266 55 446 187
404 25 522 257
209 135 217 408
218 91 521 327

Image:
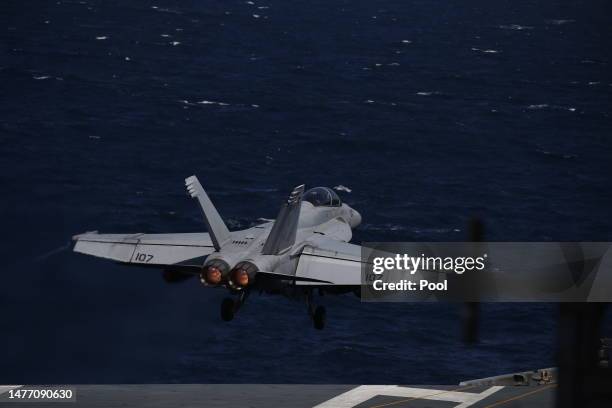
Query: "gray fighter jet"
73 176 363 329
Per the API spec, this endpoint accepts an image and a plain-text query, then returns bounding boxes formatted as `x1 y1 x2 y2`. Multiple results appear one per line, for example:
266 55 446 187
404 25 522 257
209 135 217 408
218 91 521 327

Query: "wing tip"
72 230 99 241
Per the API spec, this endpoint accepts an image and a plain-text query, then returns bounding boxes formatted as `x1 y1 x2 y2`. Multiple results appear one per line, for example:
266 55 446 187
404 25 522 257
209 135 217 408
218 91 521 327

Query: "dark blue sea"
1 0 611 384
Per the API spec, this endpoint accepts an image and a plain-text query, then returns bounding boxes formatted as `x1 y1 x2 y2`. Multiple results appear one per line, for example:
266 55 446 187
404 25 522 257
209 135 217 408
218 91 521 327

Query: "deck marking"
313 384 504 408
367 385 475 408
482 384 556 408
455 386 504 408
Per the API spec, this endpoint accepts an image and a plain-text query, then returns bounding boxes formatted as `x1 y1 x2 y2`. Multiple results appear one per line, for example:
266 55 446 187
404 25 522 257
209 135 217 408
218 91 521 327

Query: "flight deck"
0 382 557 408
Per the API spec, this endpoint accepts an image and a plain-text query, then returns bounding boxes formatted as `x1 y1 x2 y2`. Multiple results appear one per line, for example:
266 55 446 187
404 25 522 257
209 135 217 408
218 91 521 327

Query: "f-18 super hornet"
73 176 363 329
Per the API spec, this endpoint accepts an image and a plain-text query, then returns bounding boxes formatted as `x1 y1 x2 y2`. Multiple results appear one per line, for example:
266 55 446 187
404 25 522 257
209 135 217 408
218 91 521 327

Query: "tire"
313 305 326 330
221 298 235 322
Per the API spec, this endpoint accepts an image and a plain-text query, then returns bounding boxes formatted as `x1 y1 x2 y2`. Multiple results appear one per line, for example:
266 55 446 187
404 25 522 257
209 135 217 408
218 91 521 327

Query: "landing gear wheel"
313 305 326 330
221 298 235 322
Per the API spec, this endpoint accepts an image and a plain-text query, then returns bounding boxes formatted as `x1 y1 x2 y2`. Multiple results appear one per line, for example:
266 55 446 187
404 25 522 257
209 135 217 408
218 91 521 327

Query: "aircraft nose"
349 209 362 228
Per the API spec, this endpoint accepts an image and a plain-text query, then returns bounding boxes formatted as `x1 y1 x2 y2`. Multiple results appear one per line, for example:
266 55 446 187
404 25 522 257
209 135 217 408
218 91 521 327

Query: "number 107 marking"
134 253 154 263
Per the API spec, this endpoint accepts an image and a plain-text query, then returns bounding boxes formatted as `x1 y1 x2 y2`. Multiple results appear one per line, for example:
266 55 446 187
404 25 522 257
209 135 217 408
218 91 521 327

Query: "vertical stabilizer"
185 175 230 250
262 184 305 255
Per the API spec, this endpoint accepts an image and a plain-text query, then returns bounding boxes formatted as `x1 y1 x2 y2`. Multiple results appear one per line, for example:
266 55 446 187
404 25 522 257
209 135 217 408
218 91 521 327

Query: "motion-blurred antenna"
461 218 483 344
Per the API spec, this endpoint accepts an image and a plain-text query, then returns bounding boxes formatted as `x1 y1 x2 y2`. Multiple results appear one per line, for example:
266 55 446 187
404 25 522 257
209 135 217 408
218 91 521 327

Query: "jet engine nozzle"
232 268 250 287
229 261 259 289
200 259 231 286
203 265 223 285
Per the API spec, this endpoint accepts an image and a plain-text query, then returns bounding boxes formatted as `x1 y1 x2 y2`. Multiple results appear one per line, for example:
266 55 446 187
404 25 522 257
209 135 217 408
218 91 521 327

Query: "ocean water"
1 0 611 384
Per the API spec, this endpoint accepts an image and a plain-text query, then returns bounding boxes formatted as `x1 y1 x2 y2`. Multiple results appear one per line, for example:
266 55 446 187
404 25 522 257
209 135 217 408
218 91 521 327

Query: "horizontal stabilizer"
185 175 230 250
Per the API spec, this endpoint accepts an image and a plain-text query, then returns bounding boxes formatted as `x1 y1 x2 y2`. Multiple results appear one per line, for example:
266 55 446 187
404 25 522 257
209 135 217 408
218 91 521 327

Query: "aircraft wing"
294 238 365 286
73 231 214 270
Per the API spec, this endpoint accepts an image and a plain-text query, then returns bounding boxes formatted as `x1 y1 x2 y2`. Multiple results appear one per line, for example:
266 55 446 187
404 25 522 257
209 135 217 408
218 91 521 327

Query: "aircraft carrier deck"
0 382 556 407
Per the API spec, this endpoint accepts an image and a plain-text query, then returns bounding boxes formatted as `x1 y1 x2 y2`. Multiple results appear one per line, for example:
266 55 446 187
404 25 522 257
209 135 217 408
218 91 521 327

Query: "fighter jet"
73 176 363 329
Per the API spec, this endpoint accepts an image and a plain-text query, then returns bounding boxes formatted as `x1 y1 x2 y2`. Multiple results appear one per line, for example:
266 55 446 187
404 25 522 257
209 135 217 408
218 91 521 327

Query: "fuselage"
202 200 361 289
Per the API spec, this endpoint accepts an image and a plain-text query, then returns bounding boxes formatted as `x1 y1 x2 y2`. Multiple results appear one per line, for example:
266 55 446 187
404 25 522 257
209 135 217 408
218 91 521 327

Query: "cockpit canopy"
303 187 342 207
